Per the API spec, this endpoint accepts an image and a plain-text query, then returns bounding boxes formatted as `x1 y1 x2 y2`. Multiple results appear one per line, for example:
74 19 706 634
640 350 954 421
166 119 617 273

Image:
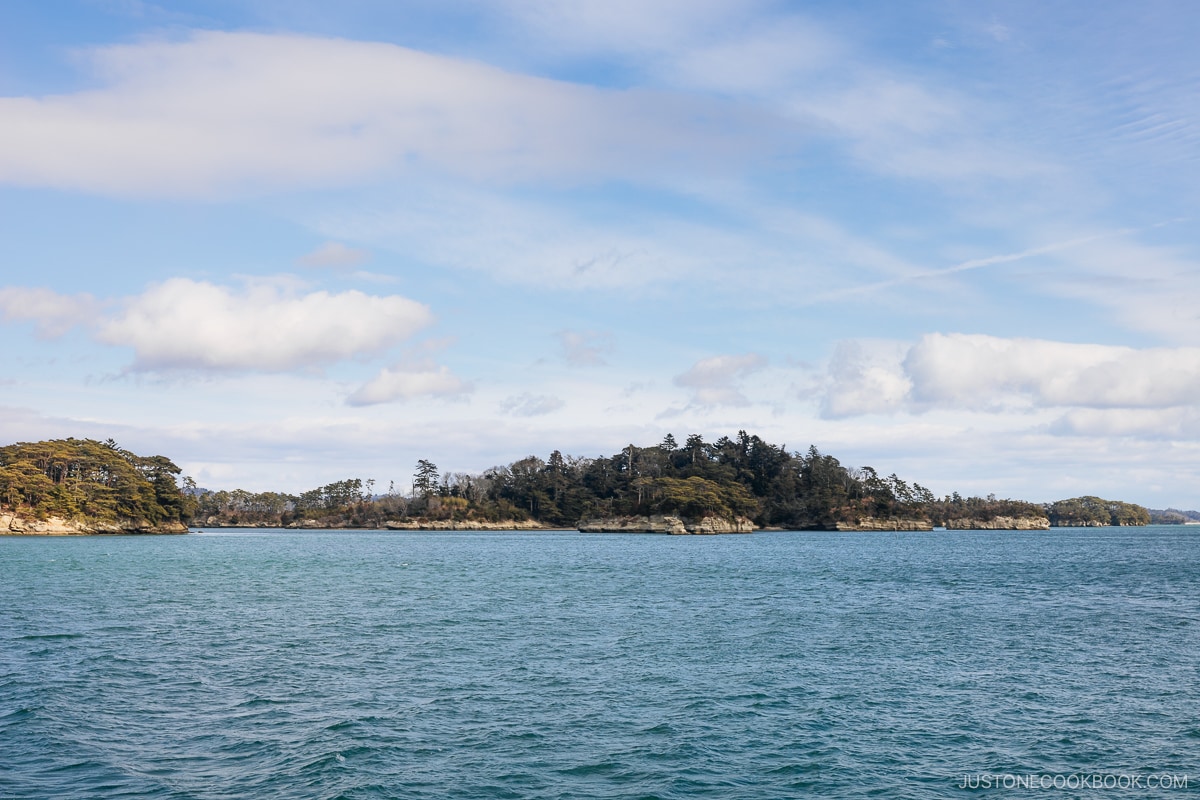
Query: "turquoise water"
2 527 1198 798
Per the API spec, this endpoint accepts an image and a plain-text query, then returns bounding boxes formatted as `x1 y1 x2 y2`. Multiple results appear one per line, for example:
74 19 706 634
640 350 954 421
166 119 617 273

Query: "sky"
1 0 1199 507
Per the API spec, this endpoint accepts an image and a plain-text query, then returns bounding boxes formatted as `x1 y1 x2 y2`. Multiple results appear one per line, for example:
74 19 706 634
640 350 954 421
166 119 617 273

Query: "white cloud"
905 334 1200 409
0 31 766 197
1051 407 1200 439
297 241 371 269
318 180 920 295
785 74 1049 182
653 19 840 96
347 363 471 406
823 333 1200 417
97 278 433 371
674 353 767 407
985 20 1013 43
0 287 99 338
1036 233 1200 345
500 393 565 417
821 340 912 417
558 330 613 366
495 1 1038 186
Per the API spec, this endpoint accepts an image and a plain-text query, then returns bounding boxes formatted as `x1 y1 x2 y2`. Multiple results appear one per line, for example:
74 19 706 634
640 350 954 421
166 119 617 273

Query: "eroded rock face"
944 516 1050 530
1 513 187 535
577 515 756 534
834 517 934 531
382 519 549 531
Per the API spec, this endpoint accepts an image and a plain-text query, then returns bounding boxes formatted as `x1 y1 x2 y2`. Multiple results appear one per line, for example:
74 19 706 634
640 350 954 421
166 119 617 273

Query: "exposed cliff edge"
578 514 756 535
1 512 188 535
382 519 548 531
945 516 1050 530
835 517 934 531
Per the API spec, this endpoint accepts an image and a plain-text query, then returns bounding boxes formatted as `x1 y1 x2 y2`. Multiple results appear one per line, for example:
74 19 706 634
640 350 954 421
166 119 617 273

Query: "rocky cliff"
835 517 934 531
944 515 1050 530
382 519 549 531
1 513 188 535
577 514 756 535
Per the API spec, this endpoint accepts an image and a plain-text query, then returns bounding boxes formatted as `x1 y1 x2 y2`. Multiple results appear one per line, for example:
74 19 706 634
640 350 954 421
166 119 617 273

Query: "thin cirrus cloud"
94 278 434 372
558 330 613 366
674 353 767 407
296 241 371 269
497 0 1035 186
500 393 566 417
0 286 100 338
0 31 771 197
822 333 1200 417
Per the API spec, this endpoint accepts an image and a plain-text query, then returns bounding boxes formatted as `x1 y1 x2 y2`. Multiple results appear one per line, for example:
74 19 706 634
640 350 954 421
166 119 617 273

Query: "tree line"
0 435 1150 531
188 431 1150 530
0 438 194 525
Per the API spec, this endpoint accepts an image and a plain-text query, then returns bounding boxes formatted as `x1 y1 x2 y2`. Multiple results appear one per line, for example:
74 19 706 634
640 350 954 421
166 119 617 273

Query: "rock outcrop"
1 513 188 535
944 515 1050 530
382 519 549 531
577 514 756 535
835 517 934 531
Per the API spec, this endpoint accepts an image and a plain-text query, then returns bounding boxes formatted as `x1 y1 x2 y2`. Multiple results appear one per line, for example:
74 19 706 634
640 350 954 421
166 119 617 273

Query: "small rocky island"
578 514 756 534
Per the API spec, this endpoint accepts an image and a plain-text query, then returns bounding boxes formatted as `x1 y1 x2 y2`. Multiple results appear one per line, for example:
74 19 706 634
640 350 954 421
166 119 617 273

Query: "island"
0 438 191 535
1 433 1154 535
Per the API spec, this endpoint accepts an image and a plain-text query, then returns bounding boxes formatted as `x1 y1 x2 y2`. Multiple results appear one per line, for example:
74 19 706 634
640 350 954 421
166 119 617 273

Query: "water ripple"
2 528 1198 798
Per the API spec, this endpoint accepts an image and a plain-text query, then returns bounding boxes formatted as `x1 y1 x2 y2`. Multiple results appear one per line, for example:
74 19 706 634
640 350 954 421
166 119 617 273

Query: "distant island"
0 434 1160 536
1148 507 1200 525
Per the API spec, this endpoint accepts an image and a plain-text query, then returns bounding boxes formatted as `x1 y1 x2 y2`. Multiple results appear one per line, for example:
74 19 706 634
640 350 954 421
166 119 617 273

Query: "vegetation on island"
0 434 1159 533
928 493 1045 526
187 431 1153 532
1047 496 1151 527
0 438 195 529
193 433 930 529
1148 507 1200 525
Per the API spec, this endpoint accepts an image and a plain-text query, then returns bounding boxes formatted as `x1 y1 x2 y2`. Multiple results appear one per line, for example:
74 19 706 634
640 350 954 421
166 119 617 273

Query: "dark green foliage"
928 493 1045 526
1047 496 1151 527
13 433 1149 533
420 433 935 530
0 438 194 524
187 432 927 529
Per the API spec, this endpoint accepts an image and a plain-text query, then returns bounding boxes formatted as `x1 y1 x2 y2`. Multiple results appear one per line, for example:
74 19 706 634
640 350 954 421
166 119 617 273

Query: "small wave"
556 760 626 777
17 632 84 641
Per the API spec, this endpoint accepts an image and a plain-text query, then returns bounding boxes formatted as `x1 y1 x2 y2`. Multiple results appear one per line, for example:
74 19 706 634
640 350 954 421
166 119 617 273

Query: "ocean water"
1 527 1197 799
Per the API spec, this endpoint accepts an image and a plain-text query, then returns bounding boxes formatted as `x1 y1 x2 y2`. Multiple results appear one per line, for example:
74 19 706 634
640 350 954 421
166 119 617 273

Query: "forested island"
0 438 192 534
0 433 1156 535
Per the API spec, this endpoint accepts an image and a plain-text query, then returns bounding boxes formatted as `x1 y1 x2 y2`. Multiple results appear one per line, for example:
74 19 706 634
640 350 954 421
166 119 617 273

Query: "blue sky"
2 0 1199 506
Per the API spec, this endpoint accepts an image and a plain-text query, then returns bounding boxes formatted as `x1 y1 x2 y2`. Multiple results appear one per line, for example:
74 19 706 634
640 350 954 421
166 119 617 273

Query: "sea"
1 527 1197 799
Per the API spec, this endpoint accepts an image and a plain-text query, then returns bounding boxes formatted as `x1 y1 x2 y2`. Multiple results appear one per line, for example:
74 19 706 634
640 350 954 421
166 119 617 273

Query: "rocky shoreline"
6 512 1146 535
835 517 934 531
1 513 188 535
945 515 1050 530
577 514 756 534
193 518 552 531
382 519 549 531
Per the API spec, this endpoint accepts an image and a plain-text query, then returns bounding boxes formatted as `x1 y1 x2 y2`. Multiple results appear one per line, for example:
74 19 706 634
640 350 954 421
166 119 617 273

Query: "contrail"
804 220 1184 305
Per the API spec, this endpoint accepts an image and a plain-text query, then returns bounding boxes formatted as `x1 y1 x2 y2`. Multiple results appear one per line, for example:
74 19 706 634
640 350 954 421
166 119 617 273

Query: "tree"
413 460 440 498
0 438 191 526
